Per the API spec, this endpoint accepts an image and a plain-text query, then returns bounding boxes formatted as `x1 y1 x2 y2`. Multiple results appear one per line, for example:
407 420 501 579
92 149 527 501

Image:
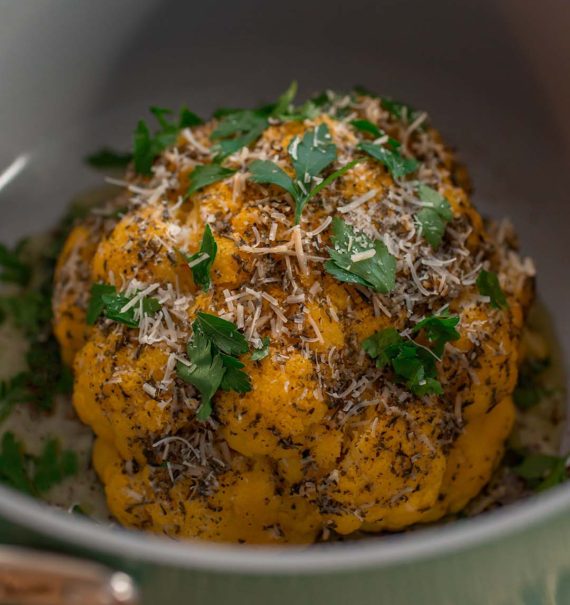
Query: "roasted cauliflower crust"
54 93 534 543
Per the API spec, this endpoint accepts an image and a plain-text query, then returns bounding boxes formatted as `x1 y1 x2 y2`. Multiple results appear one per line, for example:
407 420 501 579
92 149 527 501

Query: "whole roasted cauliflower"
53 87 534 543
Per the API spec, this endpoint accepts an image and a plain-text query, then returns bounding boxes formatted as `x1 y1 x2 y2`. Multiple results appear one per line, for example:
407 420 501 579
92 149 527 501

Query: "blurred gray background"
0 0 568 361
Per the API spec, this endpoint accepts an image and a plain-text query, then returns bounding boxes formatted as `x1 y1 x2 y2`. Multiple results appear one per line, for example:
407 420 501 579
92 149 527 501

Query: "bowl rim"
0 480 569 574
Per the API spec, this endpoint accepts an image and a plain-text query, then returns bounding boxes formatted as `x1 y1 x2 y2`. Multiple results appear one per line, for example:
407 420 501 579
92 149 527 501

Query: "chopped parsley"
85 148 132 170
0 432 77 496
0 242 31 286
211 82 298 160
271 80 298 117
513 452 568 492
415 184 453 249
86 284 161 328
251 337 270 361
250 124 356 223
381 97 423 125
133 106 203 175
186 164 236 197
180 224 217 291
358 140 418 179
413 312 461 357
0 213 78 420
350 119 401 149
324 216 396 294
513 357 551 409
363 313 460 395
0 292 52 338
476 270 508 309
176 312 251 420
351 119 383 139
0 374 30 423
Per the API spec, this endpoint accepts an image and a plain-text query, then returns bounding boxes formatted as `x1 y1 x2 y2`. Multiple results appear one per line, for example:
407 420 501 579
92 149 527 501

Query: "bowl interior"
0 0 568 564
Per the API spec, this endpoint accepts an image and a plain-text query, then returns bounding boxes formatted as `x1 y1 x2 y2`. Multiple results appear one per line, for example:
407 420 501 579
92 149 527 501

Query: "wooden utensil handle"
0 547 138 605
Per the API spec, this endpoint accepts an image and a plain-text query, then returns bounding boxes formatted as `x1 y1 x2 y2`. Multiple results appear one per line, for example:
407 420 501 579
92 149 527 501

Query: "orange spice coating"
53 92 534 543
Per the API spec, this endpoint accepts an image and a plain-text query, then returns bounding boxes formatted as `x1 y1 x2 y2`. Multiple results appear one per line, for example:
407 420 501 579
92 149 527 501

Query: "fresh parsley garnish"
350 119 401 149
180 224 217 291
324 216 396 293
359 140 419 179
0 215 76 420
176 312 251 420
381 97 423 125
271 80 298 117
86 148 132 170
187 164 236 197
86 284 161 328
251 337 270 361
363 328 442 396
415 184 453 249
0 374 29 423
194 311 249 356
250 124 357 222
0 292 52 338
211 83 298 160
476 270 508 309
133 106 203 175
513 452 568 492
363 314 459 395
0 432 77 496
211 110 268 160
513 357 551 409
413 312 461 357
0 242 31 286
351 119 382 138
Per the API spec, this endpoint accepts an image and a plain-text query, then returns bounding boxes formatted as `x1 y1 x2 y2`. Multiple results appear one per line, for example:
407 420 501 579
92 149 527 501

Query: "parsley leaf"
218 354 252 393
350 119 401 149
415 184 453 249
177 330 226 421
187 164 236 197
0 433 77 496
211 109 269 160
0 432 32 493
249 160 298 198
413 312 460 357
514 357 551 409
251 337 270 361
476 270 509 310
359 140 419 179
86 148 132 170
180 224 217 291
325 217 396 293
177 314 252 420
195 312 249 356
351 119 382 138
133 106 204 175
86 283 115 325
292 123 337 183
381 97 424 125
271 81 298 117
513 452 568 492
0 374 30 423
86 284 161 328
363 319 455 396
0 242 31 286
361 327 402 368
0 292 52 338
33 439 78 493
210 82 301 160
250 124 355 223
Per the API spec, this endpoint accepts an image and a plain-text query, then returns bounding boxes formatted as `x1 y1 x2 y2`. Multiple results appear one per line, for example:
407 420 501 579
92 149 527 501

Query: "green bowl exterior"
1 506 570 605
